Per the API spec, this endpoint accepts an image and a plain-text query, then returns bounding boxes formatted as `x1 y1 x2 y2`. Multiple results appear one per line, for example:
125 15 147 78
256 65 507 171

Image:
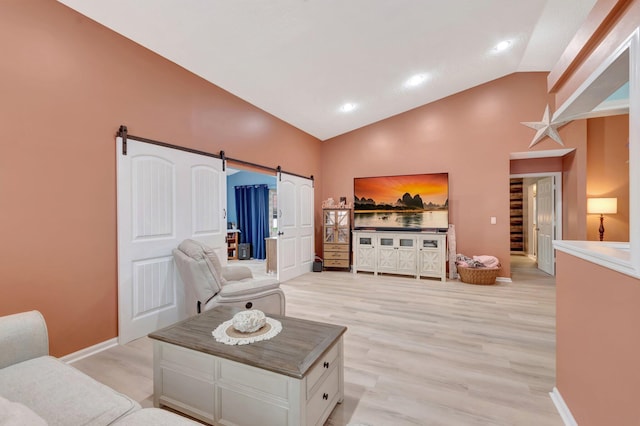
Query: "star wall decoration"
521 105 567 148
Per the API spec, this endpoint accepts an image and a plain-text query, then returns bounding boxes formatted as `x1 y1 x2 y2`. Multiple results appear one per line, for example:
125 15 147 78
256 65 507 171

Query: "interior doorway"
226 167 278 261
226 167 315 282
509 172 562 276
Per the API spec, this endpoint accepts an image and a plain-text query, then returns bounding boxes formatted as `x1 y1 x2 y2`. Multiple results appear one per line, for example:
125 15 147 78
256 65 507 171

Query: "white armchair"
173 239 286 316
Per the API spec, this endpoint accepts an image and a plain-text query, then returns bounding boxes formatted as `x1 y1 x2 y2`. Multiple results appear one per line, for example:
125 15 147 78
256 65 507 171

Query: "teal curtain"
234 184 269 259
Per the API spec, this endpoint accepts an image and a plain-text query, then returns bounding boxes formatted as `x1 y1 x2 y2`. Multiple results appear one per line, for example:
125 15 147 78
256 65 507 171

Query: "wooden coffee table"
149 306 347 426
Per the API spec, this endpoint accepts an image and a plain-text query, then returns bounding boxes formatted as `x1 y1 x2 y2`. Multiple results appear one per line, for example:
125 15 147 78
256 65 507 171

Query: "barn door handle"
223 208 227 219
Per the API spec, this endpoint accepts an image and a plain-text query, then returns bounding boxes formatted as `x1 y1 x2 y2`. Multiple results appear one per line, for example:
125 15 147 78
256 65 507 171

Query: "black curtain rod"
117 125 313 182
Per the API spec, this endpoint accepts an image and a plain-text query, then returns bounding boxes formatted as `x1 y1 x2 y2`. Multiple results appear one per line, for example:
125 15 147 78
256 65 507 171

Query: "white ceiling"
57 0 597 140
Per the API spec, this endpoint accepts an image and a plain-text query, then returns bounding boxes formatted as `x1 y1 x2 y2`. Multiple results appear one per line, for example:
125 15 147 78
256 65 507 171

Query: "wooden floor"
73 256 560 426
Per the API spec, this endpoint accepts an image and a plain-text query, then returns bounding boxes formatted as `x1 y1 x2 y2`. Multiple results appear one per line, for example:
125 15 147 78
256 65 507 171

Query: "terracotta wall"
556 251 640 425
510 157 563 175
560 121 589 240
549 1 640 423
0 0 322 356
321 72 594 276
586 115 630 241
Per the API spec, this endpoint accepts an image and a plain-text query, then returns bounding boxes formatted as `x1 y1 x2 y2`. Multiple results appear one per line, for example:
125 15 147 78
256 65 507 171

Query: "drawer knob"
323 361 329 368
322 393 329 400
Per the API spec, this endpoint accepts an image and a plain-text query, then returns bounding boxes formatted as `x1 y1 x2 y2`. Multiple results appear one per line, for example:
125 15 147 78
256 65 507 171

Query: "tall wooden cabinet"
322 208 351 270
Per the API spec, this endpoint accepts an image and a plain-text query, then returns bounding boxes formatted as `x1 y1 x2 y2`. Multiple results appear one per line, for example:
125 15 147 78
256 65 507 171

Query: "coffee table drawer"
159 342 215 377
306 342 338 396
306 367 339 426
219 359 289 399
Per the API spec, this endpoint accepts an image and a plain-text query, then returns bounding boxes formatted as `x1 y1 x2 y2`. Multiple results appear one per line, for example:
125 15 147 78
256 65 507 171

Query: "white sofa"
0 310 198 425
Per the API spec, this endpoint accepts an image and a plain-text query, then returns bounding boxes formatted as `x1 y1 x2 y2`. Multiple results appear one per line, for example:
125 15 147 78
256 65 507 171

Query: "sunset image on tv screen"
353 173 448 230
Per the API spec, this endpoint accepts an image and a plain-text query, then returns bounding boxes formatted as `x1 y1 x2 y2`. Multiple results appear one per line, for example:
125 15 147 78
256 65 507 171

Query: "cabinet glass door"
336 210 348 226
324 211 336 227
324 226 335 243
337 227 349 243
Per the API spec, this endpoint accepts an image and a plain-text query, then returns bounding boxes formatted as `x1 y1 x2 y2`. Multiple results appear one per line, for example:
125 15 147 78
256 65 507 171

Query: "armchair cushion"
178 239 228 288
173 247 220 302
219 277 280 297
222 265 253 281
203 251 227 286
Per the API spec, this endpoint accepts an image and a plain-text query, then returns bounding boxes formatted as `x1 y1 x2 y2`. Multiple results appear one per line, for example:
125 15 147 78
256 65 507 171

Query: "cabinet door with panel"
377 234 417 275
418 234 446 281
353 233 376 272
396 235 417 275
323 208 351 270
376 236 397 273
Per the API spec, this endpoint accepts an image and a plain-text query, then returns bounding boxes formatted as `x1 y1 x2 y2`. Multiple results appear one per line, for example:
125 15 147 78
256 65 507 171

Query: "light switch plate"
490 216 497 225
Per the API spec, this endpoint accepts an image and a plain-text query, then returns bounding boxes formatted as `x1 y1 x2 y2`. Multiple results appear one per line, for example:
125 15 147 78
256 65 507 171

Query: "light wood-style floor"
73 256 560 426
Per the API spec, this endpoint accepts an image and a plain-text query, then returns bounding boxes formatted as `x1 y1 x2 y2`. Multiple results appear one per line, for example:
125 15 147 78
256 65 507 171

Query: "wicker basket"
457 265 500 285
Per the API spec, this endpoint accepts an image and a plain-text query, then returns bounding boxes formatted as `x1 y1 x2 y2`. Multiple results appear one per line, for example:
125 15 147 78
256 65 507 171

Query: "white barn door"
116 137 226 344
277 172 314 282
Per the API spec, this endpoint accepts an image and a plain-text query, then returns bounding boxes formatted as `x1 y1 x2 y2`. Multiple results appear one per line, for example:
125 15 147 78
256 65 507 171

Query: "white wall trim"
496 276 512 283
60 338 118 364
550 387 578 426
554 240 640 279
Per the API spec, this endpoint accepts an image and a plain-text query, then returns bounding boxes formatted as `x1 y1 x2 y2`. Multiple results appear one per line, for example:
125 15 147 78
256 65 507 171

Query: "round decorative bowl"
232 310 266 333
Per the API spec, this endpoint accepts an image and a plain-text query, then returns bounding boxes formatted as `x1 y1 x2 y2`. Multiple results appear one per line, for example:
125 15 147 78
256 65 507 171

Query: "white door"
536 176 555 275
276 172 314 282
116 137 226 344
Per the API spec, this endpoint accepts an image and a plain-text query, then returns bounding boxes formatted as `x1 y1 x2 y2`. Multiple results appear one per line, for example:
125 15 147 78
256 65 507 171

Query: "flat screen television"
354 173 449 231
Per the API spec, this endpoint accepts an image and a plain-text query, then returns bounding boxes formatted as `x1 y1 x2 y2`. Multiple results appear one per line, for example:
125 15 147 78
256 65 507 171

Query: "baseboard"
60 337 118 364
550 387 578 426
496 276 512 283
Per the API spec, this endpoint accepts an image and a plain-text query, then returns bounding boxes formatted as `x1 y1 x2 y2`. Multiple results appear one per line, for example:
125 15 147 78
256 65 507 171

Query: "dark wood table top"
149 306 347 379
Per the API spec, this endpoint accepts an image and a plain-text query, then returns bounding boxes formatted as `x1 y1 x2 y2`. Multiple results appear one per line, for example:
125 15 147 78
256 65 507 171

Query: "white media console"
352 231 447 281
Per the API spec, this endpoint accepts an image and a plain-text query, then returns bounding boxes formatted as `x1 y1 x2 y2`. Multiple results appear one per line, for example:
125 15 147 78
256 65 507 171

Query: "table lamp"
587 197 617 241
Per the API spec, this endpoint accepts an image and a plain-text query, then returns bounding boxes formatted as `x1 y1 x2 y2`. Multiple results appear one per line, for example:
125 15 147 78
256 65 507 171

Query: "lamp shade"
587 197 618 214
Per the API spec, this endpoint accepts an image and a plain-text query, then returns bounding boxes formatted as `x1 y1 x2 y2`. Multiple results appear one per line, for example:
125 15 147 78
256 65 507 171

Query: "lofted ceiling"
57 0 597 141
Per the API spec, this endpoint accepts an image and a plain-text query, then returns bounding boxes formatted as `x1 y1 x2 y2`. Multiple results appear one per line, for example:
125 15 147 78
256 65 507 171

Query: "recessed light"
340 102 357 113
492 40 512 53
404 73 428 88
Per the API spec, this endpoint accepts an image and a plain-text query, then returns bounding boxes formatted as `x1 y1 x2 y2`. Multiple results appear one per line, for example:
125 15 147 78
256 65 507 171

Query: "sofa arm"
0 311 49 369
222 266 253 281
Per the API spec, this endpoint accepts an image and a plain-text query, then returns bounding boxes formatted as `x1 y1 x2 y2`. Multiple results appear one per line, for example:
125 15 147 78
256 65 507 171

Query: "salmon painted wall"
556 251 640 425
0 0 322 356
586 114 630 242
550 1 640 423
510 157 563 175
321 72 593 277
559 121 589 240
